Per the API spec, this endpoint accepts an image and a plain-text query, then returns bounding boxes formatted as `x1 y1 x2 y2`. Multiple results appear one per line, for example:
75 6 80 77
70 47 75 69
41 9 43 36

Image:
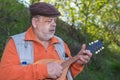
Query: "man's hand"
76 44 92 65
47 62 63 79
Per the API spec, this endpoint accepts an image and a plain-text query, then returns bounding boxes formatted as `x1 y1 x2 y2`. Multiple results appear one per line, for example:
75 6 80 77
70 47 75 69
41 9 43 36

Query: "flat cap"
29 2 61 17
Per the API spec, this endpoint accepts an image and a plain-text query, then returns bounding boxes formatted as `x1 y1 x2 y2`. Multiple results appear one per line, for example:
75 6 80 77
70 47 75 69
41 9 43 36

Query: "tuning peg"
89 42 94 45
95 50 100 54
100 47 104 51
98 50 100 53
89 42 91 45
95 47 104 54
102 47 104 49
95 51 99 54
94 40 98 43
100 47 102 50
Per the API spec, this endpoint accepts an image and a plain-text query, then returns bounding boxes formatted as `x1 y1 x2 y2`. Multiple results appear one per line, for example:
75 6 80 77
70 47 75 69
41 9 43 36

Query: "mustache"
50 27 56 30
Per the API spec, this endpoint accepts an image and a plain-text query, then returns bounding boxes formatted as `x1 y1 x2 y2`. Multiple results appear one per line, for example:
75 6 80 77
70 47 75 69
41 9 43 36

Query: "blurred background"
0 0 120 80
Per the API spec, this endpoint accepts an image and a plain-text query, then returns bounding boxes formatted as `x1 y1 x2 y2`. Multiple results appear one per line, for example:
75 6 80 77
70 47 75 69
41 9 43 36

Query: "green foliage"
0 0 30 56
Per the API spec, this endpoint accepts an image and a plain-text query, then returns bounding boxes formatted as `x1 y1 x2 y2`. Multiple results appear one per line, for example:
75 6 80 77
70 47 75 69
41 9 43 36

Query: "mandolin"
35 40 104 80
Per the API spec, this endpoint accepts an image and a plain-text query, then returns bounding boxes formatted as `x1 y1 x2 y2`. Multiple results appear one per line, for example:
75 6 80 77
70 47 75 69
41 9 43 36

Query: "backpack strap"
55 36 73 80
11 32 34 65
54 36 66 60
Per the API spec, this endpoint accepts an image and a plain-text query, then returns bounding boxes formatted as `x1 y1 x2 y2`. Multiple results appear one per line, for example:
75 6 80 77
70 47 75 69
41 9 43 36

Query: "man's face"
32 16 57 41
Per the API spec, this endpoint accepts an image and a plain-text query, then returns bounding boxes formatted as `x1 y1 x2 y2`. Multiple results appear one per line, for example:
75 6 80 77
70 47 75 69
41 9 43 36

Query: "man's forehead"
41 16 57 20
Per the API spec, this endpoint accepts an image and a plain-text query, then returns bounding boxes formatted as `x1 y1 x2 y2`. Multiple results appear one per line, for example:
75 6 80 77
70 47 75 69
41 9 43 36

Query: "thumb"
79 44 86 54
81 44 86 50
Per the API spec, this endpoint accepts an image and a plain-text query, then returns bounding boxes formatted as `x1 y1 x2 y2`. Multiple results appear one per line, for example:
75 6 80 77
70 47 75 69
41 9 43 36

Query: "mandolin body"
35 59 69 80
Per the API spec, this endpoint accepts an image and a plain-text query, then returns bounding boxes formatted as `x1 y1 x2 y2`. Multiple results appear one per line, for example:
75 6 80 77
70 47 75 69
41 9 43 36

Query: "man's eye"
45 20 52 23
47 20 52 22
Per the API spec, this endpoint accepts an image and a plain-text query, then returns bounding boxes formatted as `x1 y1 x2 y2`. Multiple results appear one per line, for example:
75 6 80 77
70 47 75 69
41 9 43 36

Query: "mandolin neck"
61 40 104 69
61 54 80 69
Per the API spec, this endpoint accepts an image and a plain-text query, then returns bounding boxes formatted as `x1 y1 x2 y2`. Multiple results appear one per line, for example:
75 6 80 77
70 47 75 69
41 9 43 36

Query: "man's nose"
51 20 56 27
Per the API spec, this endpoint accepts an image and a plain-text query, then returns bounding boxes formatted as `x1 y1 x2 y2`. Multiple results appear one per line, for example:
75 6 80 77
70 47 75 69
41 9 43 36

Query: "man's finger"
78 44 86 55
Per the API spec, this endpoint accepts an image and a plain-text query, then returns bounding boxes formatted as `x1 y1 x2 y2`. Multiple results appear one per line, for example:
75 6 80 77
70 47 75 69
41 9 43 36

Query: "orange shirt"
0 26 84 80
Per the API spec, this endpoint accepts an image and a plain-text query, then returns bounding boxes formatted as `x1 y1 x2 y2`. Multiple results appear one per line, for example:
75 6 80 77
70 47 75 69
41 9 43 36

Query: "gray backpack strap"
54 36 66 60
54 36 73 80
11 32 34 65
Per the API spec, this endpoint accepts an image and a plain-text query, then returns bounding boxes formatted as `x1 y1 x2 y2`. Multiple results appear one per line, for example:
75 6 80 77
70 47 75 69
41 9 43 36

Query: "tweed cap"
29 2 61 17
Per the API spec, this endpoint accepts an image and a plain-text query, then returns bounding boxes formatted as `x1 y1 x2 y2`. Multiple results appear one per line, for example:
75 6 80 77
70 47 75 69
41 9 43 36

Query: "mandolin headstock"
87 40 104 54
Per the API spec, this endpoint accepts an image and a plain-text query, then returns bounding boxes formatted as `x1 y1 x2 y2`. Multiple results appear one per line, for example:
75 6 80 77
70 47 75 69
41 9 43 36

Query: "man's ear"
31 18 38 28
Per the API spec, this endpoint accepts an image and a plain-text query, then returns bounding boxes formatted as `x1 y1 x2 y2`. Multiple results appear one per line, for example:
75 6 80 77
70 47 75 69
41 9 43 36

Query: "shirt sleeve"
0 38 48 80
64 42 84 78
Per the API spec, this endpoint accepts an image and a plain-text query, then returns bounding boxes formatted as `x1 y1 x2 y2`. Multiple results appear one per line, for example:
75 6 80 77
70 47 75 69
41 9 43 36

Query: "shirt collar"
25 26 59 44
